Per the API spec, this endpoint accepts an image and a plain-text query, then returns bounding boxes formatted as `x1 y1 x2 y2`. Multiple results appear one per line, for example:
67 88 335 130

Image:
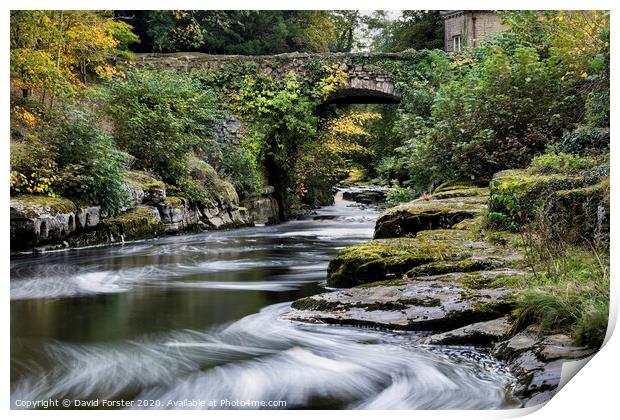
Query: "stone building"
441 11 510 52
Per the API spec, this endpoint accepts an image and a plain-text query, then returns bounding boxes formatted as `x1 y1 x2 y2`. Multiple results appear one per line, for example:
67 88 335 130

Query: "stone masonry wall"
133 52 403 102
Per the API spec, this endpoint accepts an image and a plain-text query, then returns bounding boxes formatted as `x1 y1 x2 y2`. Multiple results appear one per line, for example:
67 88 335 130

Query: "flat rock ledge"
284 269 518 331
416 317 512 346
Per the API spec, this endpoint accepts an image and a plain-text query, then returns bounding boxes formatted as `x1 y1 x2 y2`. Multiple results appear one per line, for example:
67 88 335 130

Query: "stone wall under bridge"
133 51 408 104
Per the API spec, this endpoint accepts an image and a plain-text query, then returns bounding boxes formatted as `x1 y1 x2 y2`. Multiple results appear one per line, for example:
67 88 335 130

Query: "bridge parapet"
134 52 410 103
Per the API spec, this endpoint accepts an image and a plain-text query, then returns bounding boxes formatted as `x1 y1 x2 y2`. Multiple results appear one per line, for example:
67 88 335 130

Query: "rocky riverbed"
283 182 599 407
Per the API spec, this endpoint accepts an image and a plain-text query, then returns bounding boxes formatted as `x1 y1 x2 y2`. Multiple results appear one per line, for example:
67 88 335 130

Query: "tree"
365 11 444 52
330 11 363 52
145 10 339 54
10 11 138 102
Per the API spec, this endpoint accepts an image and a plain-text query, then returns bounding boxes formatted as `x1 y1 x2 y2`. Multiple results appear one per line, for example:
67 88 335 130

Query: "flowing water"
10 190 517 409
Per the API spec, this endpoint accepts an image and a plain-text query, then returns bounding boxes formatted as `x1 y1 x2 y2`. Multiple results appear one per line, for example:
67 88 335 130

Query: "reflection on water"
10 191 517 409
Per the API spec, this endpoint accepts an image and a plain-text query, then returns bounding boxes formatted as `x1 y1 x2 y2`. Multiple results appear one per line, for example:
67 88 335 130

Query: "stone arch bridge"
134 52 412 104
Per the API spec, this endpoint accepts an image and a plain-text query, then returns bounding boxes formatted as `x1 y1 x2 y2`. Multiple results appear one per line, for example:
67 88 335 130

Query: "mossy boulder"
326 237 466 287
104 206 165 240
125 170 166 207
67 206 165 247
488 170 598 230
374 195 487 239
544 179 610 244
187 157 239 209
328 227 524 288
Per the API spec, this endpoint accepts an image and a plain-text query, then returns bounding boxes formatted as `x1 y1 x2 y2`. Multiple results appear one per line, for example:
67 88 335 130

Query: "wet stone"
526 359 564 394
417 317 512 346
536 334 597 362
492 326 541 360
508 350 545 374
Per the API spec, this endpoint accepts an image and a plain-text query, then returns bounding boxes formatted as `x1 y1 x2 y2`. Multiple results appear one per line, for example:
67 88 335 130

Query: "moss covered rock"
326 237 467 287
329 226 523 288
188 157 239 209
67 206 165 247
125 170 166 207
488 169 598 230
374 190 487 239
287 272 517 331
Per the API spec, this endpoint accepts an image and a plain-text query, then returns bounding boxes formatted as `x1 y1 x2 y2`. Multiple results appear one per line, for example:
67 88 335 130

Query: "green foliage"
50 110 129 215
386 184 415 207
10 11 138 100
104 68 221 185
528 152 599 175
556 127 609 156
219 143 262 198
391 46 577 190
487 180 522 231
231 71 320 209
146 10 338 54
364 11 444 52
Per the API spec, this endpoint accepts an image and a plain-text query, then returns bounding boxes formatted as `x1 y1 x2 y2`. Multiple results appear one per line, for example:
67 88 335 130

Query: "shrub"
104 68 221 185
528 152 597 175
50 110 128 215
391 47 578 190
386 184 415 207
219 143 262 198
487 180 522 231
10 134 62 196
556 126 610 156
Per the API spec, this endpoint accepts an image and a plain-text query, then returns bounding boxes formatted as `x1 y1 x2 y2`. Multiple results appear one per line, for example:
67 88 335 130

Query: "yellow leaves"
316 111 381 156
317 64 348 100
325 111 381 137
10 11 136 97
10 171 60 197
580 71 589 78
12 106 39 127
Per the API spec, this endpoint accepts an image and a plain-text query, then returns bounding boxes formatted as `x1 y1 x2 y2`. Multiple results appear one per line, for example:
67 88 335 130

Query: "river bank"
10 169 283 254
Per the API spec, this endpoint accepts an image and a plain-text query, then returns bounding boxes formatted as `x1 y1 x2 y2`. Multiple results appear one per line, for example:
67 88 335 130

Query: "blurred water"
10 190 517 409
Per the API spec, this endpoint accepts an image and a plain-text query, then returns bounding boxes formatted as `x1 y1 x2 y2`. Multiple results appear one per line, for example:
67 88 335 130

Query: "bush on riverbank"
50 110 129 216
104 69 222 186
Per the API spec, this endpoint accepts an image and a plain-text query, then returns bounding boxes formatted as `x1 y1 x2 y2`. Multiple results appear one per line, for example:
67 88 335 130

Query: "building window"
452 35 462 51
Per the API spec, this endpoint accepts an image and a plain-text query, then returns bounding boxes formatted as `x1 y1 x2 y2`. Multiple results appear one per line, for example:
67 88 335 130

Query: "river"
10 190 517 409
